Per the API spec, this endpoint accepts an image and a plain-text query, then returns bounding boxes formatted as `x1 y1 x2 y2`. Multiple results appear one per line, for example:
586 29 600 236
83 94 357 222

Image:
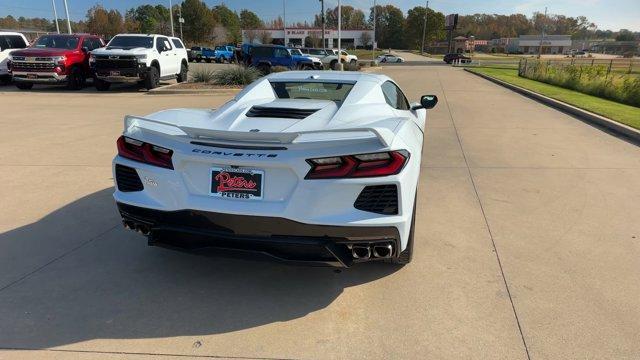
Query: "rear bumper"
117 202 400 267
12 71 67 83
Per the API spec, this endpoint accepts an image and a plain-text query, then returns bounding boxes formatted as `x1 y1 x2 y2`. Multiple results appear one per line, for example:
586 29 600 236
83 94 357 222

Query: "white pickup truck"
0 32 29 83
90 34 188 90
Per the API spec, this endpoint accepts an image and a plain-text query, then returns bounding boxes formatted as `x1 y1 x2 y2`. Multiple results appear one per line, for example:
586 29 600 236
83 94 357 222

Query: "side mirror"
412 95 438 110
81 46 89 53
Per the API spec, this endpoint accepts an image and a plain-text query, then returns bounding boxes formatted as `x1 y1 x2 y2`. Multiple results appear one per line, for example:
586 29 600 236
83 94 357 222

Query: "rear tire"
330 59 338 70
205 58 212 63
176 63 188 83
393 195 416 265
94 77 111 91
195 56 202 63
144 66 159 90
66 66 84 90
15 82 33 90
350 59 357 65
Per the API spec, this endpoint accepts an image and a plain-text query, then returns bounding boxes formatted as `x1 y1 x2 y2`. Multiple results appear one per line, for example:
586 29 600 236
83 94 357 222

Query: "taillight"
116 136 173 169
305 151 408 179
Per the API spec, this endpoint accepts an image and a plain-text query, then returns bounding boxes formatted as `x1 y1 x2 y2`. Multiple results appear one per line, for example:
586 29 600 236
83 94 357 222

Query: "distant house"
514 35 572 54
241 28 374 49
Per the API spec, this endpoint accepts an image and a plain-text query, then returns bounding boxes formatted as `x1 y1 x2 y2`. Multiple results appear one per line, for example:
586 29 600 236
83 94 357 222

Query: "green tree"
239 9 262 29
404 6 445 50
316 6 367 30
616 29 637 41
211 5 241 44
369 5 405 49
180 0 214 43
86 5 123 38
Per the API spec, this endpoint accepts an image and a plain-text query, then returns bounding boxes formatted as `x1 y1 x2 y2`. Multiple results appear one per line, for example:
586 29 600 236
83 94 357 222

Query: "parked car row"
188 45 236 63
2 33 188 91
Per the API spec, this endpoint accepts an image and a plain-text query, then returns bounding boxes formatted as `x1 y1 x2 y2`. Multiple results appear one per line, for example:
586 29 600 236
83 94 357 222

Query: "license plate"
27 74 37 79
211 167 264 200
110 71 120 76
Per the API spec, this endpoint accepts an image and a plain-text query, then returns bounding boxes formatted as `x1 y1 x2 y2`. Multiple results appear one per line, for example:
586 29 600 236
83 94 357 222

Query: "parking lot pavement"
0 66 638 359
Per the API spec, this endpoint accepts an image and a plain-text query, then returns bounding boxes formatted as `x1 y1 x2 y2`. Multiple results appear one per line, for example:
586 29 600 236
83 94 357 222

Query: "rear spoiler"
124 115 396 148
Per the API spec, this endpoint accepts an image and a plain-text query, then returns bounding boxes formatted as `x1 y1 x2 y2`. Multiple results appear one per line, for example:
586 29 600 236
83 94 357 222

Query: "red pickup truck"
8 34 104 90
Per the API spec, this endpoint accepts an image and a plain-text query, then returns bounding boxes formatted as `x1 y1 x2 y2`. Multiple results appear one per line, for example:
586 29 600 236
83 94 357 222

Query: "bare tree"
360 32 372 47
245 29 259 44
211 25 229 45
258 30 272 44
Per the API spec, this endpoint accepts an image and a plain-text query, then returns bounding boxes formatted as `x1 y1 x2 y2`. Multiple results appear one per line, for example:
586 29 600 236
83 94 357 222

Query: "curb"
464 68 640 143
147 83 242 95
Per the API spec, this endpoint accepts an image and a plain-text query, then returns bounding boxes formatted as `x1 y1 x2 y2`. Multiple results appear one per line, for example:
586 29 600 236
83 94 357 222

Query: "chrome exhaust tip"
352 245 371 259
372 244 393 258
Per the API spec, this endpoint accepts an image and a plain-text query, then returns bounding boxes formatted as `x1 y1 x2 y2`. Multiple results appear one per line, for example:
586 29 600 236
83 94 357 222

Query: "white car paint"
0 32 29 78
113 71 436 266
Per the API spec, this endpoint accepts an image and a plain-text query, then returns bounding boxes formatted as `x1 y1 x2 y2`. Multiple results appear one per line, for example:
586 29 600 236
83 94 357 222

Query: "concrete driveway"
0 66 638 359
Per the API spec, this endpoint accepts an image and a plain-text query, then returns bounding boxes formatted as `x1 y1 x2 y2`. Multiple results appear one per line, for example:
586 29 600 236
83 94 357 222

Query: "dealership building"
241 28 374 48
499 35 572 54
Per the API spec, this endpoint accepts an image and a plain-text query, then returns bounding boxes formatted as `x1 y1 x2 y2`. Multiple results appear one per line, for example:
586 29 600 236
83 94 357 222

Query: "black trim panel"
117 202 400 266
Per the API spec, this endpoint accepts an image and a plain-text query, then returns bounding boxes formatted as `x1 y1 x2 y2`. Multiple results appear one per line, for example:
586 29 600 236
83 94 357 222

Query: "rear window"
0 35 27 51
251 47 274 57
171 39 184 48
270 82 355 102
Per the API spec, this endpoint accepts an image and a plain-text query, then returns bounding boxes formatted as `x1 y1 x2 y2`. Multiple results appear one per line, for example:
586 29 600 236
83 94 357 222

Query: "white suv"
90 34 188 90
0 32 29 83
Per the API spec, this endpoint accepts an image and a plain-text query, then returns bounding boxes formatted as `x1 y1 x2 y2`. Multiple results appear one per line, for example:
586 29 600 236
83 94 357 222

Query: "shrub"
189 68 216 83
344 62 361 71
210 65 262 86
271 66 289 73
520 60 640 107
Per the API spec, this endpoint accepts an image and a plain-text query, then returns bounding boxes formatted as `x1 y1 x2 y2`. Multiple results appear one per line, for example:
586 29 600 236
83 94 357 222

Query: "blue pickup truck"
214 45 236 63
249 45 321 74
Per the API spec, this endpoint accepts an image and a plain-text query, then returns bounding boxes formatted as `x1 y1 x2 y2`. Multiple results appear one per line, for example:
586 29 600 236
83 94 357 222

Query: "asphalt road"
0 66 638 360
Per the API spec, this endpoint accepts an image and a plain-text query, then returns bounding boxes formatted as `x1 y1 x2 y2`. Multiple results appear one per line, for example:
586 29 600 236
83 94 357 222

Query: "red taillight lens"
117 136 173 169
305 151 408 179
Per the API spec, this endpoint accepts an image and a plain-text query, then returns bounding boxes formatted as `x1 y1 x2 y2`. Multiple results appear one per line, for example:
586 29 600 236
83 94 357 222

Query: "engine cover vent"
246 106 319 119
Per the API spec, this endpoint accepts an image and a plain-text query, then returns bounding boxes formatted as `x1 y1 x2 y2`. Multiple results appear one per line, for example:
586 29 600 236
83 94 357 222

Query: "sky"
1 0 639 31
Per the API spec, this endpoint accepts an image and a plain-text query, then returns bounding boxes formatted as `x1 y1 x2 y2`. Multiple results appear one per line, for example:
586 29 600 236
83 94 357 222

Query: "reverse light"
116 136 173 169
305 150 408 179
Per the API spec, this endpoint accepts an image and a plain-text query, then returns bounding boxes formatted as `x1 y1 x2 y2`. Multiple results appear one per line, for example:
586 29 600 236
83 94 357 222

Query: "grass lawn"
350 49 385 60
468 67 640 130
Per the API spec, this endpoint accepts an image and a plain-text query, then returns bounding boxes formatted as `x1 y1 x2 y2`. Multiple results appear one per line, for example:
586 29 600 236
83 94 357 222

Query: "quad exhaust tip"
351 243 394 260
352 245 371 259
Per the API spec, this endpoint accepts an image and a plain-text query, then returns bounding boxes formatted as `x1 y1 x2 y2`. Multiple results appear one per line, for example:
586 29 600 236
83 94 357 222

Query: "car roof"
0 32 26 36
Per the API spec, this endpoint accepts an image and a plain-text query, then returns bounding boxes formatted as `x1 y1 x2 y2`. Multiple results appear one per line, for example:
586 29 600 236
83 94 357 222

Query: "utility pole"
169 0 175 37
420 1 428 55
320 0 325 50
62 0 71 34
178 6 184 40
51 0 60 34
283 0 287 46
372 0 376 61
538 6 547 58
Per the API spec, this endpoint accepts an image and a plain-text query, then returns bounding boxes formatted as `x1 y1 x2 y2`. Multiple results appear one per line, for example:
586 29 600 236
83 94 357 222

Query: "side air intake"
115 164 144 192
246 106 319 119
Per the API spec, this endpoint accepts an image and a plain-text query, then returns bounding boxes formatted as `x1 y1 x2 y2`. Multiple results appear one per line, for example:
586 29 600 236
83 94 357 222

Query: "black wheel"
196 56 202 63
94 77 111 91
144 66 159 90
0 75 11 85
350 59 357 65
66 66 84 90
393 195 416 265
205 58 212 63
330 59 338 70
15 82 33 90
177 63 188 83
396 58 402 63
257 64 271 75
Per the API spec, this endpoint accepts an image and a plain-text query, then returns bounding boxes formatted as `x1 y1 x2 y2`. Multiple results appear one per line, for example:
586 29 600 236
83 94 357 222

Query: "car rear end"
114 125 413 267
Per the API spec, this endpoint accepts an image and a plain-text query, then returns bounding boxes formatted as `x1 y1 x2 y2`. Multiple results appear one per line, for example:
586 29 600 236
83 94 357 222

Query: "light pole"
62 0 71 34
420 1 428 55
319 0 325 50
178 6 184 40
372 0 376 60
283 0 287 46
538 6 547 58
169 0 175 37
51 0 60 34
337 0 342 70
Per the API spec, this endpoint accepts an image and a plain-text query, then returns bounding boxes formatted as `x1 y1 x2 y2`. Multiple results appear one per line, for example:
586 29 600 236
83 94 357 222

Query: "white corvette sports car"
113 71 437 267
